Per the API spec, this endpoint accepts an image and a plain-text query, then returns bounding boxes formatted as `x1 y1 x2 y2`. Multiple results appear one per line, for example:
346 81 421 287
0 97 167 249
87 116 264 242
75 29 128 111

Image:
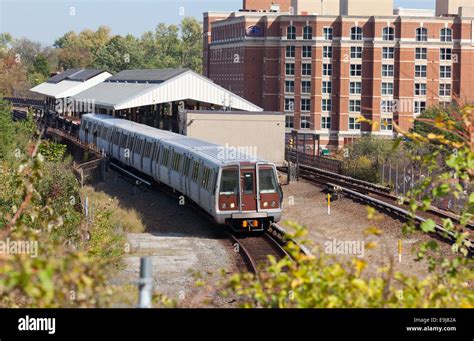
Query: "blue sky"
1 0 437 45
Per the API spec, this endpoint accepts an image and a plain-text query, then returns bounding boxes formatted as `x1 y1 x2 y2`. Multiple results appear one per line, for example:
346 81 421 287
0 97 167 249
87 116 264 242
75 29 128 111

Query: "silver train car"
79 114 283 231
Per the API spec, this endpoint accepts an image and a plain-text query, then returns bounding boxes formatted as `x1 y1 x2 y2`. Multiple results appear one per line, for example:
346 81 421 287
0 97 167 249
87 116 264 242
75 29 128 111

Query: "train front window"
219 169 238 195
259 168 278 194
242 172 254 195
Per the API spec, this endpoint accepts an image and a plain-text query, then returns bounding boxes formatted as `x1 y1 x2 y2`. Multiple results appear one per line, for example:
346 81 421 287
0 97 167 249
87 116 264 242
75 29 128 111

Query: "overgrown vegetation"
0 96 145 307
222 105 473 308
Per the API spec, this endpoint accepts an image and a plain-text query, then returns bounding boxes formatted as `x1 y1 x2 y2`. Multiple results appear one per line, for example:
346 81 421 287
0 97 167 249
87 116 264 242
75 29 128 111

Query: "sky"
0 0 437 45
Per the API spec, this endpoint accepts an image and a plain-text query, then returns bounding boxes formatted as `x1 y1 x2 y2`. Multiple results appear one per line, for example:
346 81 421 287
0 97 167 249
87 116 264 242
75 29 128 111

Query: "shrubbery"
0 96 144 307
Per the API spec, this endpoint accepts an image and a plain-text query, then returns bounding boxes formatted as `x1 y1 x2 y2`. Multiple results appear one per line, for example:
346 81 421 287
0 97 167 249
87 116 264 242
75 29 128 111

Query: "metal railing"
285 148 342 174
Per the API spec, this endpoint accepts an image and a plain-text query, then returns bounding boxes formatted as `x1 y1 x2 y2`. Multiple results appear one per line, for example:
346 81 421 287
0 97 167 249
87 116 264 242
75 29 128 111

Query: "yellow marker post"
327 193 331 215
398 239 402 263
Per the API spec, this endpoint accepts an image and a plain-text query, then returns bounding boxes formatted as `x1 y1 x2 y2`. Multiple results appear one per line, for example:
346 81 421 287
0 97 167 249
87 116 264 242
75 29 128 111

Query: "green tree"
179 17 203 73
94 35 145 73
0 96 15 160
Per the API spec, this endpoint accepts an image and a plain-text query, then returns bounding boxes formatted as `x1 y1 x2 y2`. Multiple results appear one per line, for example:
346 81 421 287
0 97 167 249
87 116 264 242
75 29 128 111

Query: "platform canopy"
30 69 112 99
70 68 263 112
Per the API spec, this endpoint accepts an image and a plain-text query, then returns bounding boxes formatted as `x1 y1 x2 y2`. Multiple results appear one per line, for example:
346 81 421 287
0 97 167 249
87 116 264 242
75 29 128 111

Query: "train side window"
155 145 162 162
183 156 191 175
201 167 209 188
191 161 200 182
149 142 156 159
129 136 135 151
172 152 182 171
153 144 160 162
161 148 170 166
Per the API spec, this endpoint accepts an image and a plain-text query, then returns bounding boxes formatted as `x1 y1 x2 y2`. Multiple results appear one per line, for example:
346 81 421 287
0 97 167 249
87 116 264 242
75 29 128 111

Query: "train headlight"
271 201 276 208
230 203 235 209
263 201 268 208
222 203 227 209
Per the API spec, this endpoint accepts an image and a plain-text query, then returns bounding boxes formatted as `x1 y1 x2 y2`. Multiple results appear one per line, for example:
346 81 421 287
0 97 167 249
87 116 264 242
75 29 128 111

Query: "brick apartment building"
203 0 474 149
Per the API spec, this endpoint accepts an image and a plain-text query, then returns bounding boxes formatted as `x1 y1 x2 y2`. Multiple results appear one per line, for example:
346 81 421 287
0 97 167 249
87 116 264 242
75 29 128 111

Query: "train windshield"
259 168 278 194
219 168 239 195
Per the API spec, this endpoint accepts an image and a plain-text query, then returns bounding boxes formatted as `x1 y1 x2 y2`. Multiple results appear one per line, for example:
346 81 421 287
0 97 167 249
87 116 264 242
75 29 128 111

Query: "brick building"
203 0 474 149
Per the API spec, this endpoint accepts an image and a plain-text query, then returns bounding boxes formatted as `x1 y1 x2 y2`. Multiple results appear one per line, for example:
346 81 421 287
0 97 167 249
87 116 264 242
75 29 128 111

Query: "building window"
381 100 394 113
416 27 428 42
285 115 294 129
303 26 313 40
381 82 393 95
440 28 452 42
286 46 295 58
381 118 393 131
415 47 427 60
285 98 295 111
349 117 361 130
302 80 311 94
351 26 363 40
415 83 427 96
349 100 361 112
383 27 395 41
322 81 332 94
321 116 331 129
350 46 362 59
350 64 362 76
285 80 295 93
440 65 451 78
323 46 332 59
414 101 426 115
382 64 394 77
287 26 296 40
350 81 362 94
440 48 452 61
415 65 427 78
302 46 312 58
439 83 451 97
322 99 332 112
323 27 333 40
302 63 312 76
382 47 394 59
300 115 311 129
286 63 295 75
301 99 311 112
323 63 332 76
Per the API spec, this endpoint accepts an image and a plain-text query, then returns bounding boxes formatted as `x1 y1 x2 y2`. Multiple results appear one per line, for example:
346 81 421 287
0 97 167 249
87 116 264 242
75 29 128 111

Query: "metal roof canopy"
30 69 112 99
71 69 263 112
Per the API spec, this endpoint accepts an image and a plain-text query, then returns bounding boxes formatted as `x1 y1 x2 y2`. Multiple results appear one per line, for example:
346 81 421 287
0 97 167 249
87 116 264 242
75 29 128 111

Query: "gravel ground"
279 176 454 279
92 170 239 308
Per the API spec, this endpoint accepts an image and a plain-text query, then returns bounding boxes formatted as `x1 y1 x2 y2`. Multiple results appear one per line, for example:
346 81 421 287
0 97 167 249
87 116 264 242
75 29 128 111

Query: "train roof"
82 114 265 166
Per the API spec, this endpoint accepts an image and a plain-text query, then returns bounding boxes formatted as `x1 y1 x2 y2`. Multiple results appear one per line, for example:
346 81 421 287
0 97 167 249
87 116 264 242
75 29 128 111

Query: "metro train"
79 114 283 231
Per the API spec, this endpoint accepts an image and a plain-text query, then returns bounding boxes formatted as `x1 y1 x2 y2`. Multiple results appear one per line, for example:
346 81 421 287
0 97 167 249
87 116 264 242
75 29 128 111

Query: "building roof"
30 69 112 99
106 68 189 83
71 69 263 112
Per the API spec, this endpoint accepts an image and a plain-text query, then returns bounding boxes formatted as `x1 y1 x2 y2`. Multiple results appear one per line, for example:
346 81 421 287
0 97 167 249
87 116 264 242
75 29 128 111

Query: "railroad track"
279 164 473 254
228 223 312 275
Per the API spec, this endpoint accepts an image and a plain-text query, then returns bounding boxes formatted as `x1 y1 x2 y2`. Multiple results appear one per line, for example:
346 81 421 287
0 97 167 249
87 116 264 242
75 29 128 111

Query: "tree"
0 96 15 160
179 18 203 73
55 26 112 69
94 35 145 73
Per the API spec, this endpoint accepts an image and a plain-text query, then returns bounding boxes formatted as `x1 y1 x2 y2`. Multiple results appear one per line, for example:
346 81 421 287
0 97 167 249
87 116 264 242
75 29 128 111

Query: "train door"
240 167 257 212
